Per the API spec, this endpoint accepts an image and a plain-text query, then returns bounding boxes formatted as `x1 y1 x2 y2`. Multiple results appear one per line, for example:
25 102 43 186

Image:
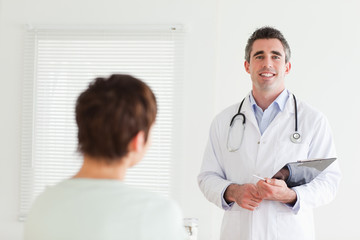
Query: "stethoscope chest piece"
290 132 302 143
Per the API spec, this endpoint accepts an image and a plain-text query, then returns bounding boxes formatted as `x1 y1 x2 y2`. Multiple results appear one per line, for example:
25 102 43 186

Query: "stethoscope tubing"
228 93 301 151
230 98 246 127
232 94 298 129
292 94 298 132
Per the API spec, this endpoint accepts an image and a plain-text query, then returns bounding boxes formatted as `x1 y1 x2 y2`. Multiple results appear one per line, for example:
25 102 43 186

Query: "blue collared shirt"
249 89 289 135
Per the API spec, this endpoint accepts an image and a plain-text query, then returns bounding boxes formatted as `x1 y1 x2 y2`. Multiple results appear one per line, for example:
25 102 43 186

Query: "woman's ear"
125 131 147 167
128 131 146 153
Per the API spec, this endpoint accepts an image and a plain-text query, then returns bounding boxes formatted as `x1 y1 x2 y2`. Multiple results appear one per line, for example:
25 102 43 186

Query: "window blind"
20 25 184 221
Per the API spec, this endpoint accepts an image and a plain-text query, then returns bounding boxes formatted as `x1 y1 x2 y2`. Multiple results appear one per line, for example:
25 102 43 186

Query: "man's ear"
244 60 250 74
285 62 291 74
128 131 146 153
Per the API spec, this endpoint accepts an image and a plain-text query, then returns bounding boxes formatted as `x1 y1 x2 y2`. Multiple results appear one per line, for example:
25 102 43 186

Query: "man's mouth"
259 72 275 77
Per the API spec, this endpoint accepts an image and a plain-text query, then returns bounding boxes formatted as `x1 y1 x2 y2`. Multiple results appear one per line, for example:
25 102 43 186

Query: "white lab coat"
198 93 341 240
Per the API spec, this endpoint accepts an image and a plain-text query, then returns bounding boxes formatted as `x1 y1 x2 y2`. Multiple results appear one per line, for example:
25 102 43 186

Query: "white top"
24 178 186 240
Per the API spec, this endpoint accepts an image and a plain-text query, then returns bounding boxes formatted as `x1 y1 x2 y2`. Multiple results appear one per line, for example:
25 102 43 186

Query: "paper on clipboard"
273 157 337 188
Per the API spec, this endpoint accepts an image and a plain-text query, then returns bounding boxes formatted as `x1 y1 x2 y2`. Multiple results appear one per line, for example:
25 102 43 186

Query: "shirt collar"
249 89 289 112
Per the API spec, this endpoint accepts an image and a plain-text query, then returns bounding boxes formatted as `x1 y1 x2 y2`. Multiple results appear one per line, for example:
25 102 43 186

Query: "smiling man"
198 27 341 240
245 38 290 99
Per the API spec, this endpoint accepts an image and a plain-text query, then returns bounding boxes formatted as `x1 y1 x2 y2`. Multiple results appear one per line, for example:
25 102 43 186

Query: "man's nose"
263 57 273 68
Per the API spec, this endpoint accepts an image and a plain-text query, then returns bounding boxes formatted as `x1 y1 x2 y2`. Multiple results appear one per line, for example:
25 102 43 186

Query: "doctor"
198 27 341 240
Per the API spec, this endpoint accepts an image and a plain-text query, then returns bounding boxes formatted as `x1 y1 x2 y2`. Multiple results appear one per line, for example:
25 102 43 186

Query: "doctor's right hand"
224 184 263 211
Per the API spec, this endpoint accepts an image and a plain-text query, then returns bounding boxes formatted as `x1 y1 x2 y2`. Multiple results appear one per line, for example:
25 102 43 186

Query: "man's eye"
255 56 264 59
273 56 280 59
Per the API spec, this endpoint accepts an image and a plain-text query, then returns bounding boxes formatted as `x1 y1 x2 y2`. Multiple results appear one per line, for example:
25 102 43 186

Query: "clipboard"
273 157 337 188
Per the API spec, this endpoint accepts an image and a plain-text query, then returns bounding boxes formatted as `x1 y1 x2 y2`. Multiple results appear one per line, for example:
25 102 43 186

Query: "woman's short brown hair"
75 74 157 163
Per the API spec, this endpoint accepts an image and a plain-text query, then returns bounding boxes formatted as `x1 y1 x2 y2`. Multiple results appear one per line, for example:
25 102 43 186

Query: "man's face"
244 38 291 93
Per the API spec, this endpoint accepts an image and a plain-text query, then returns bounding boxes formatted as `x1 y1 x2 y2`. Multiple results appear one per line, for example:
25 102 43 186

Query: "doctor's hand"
256 178 297 205
224 184 263 211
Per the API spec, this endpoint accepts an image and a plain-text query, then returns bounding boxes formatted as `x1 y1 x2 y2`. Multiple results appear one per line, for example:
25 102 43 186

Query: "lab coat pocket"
276 210 314 240
222 206 251 240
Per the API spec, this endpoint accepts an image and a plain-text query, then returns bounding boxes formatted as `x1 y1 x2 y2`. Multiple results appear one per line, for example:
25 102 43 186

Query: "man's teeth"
260 73 274 77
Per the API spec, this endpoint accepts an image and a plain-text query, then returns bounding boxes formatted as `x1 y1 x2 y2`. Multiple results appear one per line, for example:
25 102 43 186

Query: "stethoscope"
227 94 301 152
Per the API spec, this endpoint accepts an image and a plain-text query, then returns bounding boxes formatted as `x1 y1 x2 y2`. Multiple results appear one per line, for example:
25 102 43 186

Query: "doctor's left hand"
256 178 297 205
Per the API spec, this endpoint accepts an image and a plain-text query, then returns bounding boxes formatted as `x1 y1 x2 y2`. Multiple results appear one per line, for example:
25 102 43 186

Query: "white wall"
1 0 359 239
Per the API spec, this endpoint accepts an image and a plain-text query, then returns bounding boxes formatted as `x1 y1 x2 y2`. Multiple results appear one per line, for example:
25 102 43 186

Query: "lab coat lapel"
284 92 295 115
262 92 295 136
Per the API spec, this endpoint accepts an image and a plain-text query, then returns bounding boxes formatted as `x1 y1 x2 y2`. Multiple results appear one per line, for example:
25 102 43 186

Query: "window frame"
19 24 184 221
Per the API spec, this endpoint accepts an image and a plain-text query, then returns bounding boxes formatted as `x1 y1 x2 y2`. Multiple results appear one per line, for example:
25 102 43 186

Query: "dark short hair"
245 26 291 63
75 74 157 163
